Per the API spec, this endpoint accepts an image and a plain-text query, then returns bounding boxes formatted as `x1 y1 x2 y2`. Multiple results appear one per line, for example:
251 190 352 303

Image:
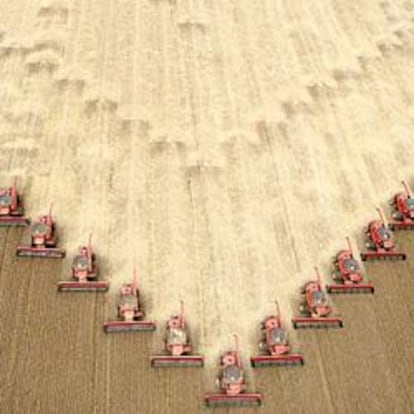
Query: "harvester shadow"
184 161 223 178
148 0 177 5
31 39 64 54
119 117 151 135
0 43 32 60
281 100 314 119
25 60 60 76
24 48 61 76
177 20 207 33
53 76 86 94
148 136 187 155
37 5 69 25
84 97 119 116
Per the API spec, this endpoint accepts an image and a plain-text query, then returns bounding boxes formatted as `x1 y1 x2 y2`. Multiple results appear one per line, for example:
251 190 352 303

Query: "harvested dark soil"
1 228 413 414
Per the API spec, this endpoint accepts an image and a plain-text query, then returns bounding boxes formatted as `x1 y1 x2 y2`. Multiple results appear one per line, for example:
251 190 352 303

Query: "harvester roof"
73 256 89 268
120 295 137 306
343 257 358 271
407 198 414 207
32 223 48 234
0 194 12 205
167 327 187 344
223 365 242 382
311 290 327 304
377 226 392 240
269 327 286 344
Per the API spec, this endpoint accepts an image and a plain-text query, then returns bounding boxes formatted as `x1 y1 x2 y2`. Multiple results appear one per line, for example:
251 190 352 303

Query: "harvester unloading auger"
0 180 30 226
57 234 109 292
388 180 414 230
103 268 155 333
150 300 204 367
360 207 406 261
251 301 304 367
292 267 343 329
204 334 262 408
326 236 374 294
16 204 65 258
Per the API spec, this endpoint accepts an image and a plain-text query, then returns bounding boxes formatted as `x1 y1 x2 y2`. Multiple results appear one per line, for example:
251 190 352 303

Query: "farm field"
1 228 413 413
1 0 414 413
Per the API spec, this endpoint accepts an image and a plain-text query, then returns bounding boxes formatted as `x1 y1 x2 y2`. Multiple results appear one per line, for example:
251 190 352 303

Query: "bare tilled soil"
1 229 413 414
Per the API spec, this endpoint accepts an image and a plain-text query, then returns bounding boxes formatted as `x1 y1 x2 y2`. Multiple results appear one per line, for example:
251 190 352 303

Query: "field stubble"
0 229 413 413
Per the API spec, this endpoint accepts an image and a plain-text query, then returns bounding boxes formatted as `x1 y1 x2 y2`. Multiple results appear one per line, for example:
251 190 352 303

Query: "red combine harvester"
16 204 65 258
360 207 406 261
204 334 262 408
292 267 343 329
0 180 29 226
103 269 155 333
389 180 414 230
57 235 109 292
326 237 374 294
251 301 304 367
150 301 204 367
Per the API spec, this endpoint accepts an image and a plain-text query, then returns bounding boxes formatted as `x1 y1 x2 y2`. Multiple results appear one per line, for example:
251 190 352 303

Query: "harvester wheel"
332 272 341 281
365 241 375 250
391 212 401 220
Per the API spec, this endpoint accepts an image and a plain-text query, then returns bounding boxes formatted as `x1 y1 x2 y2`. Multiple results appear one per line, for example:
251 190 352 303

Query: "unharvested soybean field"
0 228 413 414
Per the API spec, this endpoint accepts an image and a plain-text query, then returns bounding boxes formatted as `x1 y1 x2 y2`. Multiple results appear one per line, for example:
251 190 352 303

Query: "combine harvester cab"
327 237 374 294
251 301 304 367
292 267 343 329
57 235 109 292
204 334 262 408
388 180 414 230
103 269 155 333
150 300 203 368
16 204 65 258
360 207 406 261
0 180 30 226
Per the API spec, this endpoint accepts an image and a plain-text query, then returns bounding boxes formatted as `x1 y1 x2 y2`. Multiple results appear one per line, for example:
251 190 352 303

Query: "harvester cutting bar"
292 317 343 329
57 281 109 292
16 246 65 258
204 393 262 408
388 221 414 230
360 251 406 261
250 354 304 367
326 283 374 294
0 216 29 226
103 320 156 333
150 355 204 368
